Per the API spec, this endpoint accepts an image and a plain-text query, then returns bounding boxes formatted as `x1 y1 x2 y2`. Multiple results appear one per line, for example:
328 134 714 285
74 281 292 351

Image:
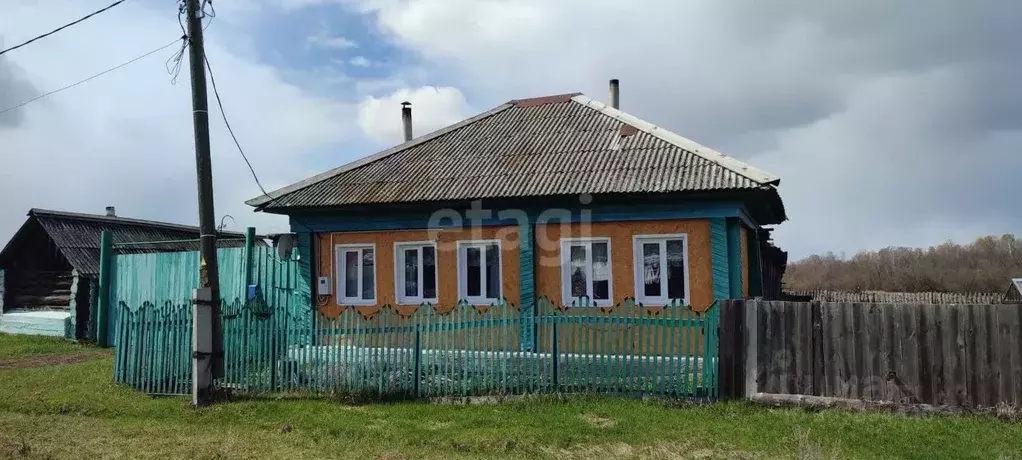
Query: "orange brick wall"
534 219 714 310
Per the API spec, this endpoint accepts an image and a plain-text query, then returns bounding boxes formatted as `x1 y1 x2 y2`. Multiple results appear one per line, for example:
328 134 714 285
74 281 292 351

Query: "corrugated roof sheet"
12 209 248 276
252 93 780 211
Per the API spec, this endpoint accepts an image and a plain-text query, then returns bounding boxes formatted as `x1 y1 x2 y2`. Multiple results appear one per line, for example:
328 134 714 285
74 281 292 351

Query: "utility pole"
185 0 222 406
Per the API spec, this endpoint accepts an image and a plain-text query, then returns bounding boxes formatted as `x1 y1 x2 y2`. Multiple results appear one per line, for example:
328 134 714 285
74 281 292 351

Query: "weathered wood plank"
786 301 799 394
964 304 978 408
835 302 851 398
943 305 963 407
995 304 1013 406
870 304 887 400
973 304 991 407
850 302 865 399
889 303 908 403
880 304 896 402
811 302 823 396
1014 303 1022 406
929 304 946 405
799 301 814 395
757 301 771 394
917 303 933 404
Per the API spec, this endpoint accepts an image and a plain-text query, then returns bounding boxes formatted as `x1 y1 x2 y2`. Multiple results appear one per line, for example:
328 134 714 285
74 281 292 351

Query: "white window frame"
394 241 439 305
334 243 376 306
559 237 613 306
457 239 503 304
632 233 690 306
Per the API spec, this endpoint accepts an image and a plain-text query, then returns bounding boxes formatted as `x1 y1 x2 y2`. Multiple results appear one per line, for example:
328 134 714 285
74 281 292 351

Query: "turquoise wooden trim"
290 201 750 233
0 268 5 313
296 232 314 345
709 218 729 300
518 222 535 352
726 218 743 298
748 229 764 297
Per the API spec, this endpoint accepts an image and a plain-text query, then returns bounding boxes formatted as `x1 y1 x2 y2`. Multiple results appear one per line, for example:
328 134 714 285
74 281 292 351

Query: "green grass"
0 333 90 360
0 335 1020 459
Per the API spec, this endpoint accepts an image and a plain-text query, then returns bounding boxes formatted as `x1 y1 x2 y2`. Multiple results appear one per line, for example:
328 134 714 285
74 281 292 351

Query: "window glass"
570 245 587 298
466 246 481 297
344 250 358 298
423 246 436 299
642 242 661 297
403 248 419 297
485 244 499 299
666 239 685 300
592 242 610 300
362 248 375 299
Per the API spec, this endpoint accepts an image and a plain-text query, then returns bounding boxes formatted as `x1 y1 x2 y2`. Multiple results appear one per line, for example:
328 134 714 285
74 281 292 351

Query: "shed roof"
0 209 248 276
247 93 785 221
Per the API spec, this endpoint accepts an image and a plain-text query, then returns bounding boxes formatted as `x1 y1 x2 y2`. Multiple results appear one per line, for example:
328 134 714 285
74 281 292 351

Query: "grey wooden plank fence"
719 300 1022 408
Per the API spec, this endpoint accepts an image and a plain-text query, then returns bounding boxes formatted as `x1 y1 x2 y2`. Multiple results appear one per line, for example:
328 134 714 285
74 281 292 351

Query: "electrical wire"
203 54 271 198
0 38 182 117
0 0 128 56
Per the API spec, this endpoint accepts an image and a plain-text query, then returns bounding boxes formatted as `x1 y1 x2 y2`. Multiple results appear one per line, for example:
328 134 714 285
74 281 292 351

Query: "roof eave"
247 101 518 208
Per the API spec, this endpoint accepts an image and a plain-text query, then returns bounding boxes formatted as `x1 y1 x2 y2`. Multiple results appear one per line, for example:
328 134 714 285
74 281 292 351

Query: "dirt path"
0 351 111 371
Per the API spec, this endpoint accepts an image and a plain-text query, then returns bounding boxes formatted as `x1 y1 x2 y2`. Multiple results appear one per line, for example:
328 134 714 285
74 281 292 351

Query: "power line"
205 52 320 236
203 54 271 198
0 38 182 117
0 0 129 57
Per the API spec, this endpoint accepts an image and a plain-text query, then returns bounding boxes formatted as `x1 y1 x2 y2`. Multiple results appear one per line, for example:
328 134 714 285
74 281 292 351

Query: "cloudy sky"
1 0 1019 259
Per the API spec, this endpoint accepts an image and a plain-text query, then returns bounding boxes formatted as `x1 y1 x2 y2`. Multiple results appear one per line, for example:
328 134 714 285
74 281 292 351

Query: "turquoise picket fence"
112 241 720 398
112 244 304 395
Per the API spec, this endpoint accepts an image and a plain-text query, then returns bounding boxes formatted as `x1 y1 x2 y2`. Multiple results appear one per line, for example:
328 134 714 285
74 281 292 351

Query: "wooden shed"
0 208 246 339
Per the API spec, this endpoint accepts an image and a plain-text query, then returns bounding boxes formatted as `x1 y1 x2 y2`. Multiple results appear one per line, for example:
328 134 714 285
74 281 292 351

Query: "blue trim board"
518 222 535 352
709 218 730 300
291 201 752 233
726 218 743 298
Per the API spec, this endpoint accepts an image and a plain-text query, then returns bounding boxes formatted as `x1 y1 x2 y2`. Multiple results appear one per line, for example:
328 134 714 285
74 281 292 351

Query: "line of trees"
784 234 1022 293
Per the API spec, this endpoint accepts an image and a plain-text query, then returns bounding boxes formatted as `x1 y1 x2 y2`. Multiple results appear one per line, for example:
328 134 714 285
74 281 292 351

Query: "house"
1004 278 1022 304
0 208 247 339
246 81 786 326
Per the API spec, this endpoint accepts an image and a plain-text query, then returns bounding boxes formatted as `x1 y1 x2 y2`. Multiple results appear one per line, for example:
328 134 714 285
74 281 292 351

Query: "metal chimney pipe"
609 79 620 109
401 101 413 142
105 206 116 217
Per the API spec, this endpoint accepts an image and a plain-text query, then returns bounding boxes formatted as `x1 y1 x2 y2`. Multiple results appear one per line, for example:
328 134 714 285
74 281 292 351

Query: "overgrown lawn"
0 334 1019 459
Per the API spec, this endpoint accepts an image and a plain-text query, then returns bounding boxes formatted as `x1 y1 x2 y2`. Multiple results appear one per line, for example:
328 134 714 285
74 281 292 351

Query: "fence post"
193 287 214 406
244 227 255 287
744 300 759 398
96 230 113 348
552 320 559 391
414 326 422 398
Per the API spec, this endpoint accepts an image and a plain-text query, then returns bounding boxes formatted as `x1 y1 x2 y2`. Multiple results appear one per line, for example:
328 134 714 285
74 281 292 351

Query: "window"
395 242 437 304
632 234 689 305
458 240 501 303
559 238 612 305
335 244 375 305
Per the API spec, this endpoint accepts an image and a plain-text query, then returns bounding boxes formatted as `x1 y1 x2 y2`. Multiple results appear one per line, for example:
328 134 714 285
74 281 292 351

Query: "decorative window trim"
559 237 613 307
393 240 439 305
631 233 690 306
456 239 503 304
334 243 377 306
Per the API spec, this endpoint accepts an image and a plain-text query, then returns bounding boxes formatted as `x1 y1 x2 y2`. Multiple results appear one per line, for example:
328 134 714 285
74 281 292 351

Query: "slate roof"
0 209 249 276
247 93 784 217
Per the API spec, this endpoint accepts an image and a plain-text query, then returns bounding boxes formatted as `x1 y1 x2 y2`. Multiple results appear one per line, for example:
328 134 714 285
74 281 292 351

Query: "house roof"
248 93 785 220
0 209 249 276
